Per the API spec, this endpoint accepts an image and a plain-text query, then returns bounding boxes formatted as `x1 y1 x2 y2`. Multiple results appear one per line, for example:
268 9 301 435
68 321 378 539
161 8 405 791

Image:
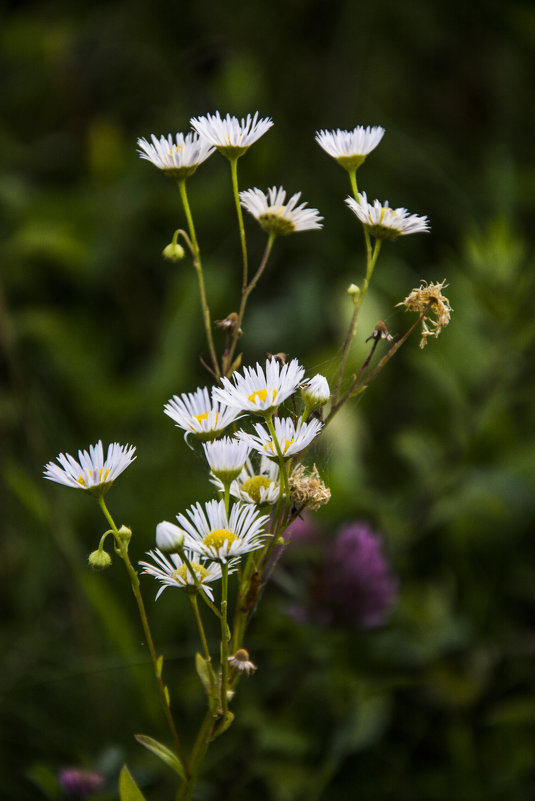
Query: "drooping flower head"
346 192 430 240
137 132 215 180
239 186 323 236
213 357 305 416
237 416 323 460
190 111 273 159
140 547 226 601
203 436 251 485
315 125 385 172
164 387 242 442
176 499 269 563
43 441 136 497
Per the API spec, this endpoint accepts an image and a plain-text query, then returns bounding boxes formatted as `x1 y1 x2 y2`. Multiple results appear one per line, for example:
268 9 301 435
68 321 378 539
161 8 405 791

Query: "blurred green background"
2 0 535 798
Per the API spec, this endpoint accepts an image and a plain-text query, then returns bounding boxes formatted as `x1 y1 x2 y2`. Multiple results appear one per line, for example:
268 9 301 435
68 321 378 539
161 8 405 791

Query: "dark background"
2 0 535 798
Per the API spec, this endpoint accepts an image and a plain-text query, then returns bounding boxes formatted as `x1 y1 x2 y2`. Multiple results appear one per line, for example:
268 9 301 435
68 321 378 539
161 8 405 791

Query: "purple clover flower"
57 768 105 799
323 522 398 628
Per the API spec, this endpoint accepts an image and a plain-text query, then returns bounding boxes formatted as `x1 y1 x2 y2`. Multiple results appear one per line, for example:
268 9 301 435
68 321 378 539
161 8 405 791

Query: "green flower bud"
88 549 112 570
162 242 185 262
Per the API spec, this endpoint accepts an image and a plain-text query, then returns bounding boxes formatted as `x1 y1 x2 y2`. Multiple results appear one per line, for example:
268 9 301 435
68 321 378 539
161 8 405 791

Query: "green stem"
177 179 220 378
327 300 436 424
176 709 215 801
190 594 211 664
97 496 187 770
224 233 276 376
229 156 248 289
332 238 382 405
219 562 230 717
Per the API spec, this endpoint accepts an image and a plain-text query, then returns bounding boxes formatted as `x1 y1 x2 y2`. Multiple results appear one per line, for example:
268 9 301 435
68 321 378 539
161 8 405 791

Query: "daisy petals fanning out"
212 357 305 416
177 499 269 562
239 186 323 236
164 387 242 442
315 125 385 171
346 192 430 240
203 436 251 483
43 441 136 496
237 417 323 460
139 548 226 601
137 132 215 179
190 111 273 158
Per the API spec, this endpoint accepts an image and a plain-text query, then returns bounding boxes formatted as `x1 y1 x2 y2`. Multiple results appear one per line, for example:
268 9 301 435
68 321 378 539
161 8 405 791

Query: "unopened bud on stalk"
162 241 185 262
347 283 360 298
156 521 185 553
301 374 330 409
117 525 132 546
88 548 112 570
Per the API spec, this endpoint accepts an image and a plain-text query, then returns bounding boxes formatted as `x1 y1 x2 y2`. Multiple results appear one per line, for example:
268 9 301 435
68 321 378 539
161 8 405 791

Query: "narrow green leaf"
135 734 186 780
211 710 235 741
119 765 147 801
195 652 216 695
156 654 164 677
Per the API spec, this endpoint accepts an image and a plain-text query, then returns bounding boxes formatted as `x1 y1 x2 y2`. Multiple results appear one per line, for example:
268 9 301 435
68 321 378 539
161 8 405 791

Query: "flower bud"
162 242 185 262
347 283 360 297
117 525 132 546
156 521 185 553
301 374 330 408
88 549 112 570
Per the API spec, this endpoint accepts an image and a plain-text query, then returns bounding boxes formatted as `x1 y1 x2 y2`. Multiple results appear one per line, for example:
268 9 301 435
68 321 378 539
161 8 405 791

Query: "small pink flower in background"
57 767 105 799
323 522 398 628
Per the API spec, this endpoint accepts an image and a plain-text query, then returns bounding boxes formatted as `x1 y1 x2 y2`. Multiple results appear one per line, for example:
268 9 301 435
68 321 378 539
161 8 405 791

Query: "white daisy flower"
203 436 251 484
212 454 280 506
190 111 273 158
177 499 269 563
346 192 430 239
164 387 242 442
139 548 225 601
315 125 385 171
43 441 136 496
237 417 323 460
137 132 215 179
155 520 186 553
239 186 323 236
212 357 305 416
301 374 330 408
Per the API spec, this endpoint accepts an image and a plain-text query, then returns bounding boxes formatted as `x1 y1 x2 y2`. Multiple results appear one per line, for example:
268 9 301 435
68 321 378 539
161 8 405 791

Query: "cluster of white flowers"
139 356 328 598
45 357 329 601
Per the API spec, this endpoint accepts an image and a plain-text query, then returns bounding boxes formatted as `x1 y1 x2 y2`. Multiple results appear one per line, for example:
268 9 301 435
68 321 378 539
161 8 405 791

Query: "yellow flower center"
169 145 183 155
241 475 272 503
77 468 110 486
195 411 218 425
203 528 237 551
174 563 210 583
264 439 293 456
247 388 277 405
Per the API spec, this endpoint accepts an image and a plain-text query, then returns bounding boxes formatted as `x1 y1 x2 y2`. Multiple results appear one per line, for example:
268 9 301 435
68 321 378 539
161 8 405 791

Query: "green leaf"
135 734 186 780
119 765 147 801
211 710 235 741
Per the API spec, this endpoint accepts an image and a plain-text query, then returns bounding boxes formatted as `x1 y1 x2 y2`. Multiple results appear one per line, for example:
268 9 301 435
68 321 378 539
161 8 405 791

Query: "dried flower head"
289 464 331 510
397 279 452 348
228 648 257 676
